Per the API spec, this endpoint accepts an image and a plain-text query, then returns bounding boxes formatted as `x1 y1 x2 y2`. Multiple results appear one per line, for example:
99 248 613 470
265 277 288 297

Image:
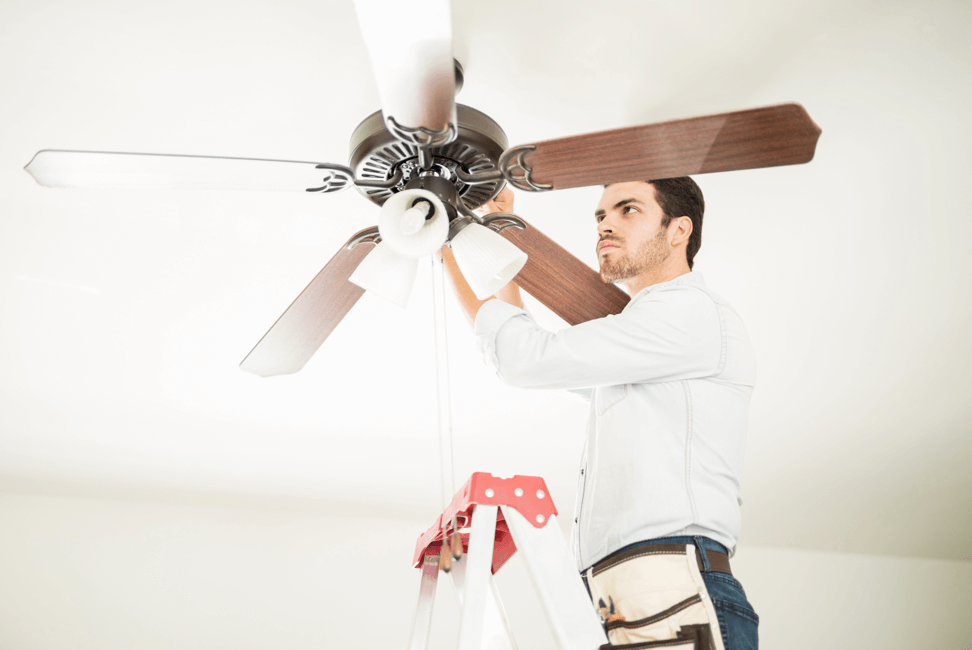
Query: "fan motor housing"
348 104 508 209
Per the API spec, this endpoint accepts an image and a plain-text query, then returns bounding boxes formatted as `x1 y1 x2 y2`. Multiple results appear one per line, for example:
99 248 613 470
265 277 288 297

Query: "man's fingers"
493 187 514 210
480 186 515 216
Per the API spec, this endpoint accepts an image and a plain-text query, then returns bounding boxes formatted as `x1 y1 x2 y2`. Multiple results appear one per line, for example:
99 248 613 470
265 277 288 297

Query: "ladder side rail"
407 552 441 650
500 506 608 650
457 504 498 650
450 554 519 650
487 575 519 650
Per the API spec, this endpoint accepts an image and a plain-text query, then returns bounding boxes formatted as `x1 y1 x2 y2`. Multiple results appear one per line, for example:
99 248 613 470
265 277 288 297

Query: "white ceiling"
1 0 970 561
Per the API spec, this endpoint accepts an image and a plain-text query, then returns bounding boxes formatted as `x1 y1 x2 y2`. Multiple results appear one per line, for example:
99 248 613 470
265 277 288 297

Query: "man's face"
595 181 671 284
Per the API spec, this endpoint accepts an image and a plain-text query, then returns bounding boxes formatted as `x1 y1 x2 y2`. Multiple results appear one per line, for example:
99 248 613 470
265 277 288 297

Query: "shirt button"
575 518 578 523
581 469 585 475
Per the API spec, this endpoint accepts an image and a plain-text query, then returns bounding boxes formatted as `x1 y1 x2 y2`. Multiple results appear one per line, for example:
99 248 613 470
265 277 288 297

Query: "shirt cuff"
474 299 528 371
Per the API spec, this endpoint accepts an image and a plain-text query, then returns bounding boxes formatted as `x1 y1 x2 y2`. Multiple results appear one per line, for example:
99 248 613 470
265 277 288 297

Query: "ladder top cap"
412 472 559 569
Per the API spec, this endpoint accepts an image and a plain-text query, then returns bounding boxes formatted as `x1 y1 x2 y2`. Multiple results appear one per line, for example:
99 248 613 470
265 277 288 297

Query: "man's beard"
599 229 670 284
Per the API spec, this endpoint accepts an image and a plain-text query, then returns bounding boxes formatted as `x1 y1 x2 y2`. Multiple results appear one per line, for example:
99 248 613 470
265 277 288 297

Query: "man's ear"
670 216 693 247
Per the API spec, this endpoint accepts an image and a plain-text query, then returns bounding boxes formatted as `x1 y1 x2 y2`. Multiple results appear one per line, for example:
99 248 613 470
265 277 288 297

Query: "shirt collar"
629 271 705 301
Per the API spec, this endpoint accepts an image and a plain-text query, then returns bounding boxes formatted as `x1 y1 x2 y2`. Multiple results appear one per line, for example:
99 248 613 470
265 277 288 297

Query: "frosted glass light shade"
451 223 528 300
348 242 418 308
379 189 449 257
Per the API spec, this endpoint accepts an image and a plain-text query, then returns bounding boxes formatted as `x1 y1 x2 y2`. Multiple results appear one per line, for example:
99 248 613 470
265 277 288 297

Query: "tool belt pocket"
587 544 725 650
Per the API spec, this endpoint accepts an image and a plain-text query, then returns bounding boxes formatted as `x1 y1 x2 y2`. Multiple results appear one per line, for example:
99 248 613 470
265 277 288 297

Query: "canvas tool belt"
584 544 730 650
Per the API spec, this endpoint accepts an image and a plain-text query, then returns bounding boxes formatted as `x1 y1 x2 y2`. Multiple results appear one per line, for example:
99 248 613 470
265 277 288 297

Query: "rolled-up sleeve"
473 286 723 390
474 299 530 371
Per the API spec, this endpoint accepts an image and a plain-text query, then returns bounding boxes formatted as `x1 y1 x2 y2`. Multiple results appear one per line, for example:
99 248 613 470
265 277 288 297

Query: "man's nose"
597 216 614 236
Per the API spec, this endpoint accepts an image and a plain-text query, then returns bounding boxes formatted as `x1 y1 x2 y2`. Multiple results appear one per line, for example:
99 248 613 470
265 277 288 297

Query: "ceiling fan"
23 0 821 378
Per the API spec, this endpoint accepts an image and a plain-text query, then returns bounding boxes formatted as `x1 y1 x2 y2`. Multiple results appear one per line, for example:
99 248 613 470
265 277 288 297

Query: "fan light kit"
449 221 528 300
23 0 821 378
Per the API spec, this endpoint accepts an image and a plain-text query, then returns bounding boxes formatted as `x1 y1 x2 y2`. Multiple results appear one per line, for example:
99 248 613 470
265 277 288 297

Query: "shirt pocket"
596 384 628 416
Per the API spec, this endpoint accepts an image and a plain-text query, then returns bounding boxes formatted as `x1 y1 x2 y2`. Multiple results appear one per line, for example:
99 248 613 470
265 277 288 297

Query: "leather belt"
694 546 732 575
591 542 732 577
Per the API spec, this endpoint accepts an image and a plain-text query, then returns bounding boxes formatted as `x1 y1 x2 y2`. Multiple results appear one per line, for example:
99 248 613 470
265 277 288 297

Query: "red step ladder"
408 472 608 650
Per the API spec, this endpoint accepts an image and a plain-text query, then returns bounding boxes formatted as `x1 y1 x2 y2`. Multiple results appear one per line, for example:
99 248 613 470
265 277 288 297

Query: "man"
442 178 759 650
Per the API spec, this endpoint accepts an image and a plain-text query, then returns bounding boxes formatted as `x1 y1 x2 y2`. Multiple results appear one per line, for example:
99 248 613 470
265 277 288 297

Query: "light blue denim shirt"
473 272 756 571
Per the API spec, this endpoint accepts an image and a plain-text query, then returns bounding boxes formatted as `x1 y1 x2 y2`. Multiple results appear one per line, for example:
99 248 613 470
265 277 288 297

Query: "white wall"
1 490 969 649
730 546 972 650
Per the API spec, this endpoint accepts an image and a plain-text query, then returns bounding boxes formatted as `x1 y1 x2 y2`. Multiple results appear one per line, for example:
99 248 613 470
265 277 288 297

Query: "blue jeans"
584 536 759 650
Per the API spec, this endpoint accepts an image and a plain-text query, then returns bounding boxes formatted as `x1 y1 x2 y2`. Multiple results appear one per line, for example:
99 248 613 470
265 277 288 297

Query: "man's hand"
476 186 514 217
442 186 524 326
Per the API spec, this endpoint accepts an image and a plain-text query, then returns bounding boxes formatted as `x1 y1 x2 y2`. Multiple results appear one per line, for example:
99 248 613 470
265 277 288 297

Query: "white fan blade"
24 150 351 192
353 0 456 141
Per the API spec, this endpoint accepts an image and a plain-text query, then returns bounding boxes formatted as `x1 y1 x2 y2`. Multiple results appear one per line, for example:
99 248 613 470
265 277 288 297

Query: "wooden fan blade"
240 228 377 377
500 218 629 325
514 103 821 190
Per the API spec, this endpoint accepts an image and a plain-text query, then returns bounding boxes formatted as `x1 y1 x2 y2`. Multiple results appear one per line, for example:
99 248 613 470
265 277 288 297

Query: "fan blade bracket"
347 226 381 249
497 145 553 192
305 163 356 193
384 119 457 172
454 166 503 186
385 116 458 149
306 163 404 193
480 212 526 234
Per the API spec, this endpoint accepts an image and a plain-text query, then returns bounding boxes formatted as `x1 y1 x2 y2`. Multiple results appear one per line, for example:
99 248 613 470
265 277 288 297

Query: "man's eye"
624 205 638 214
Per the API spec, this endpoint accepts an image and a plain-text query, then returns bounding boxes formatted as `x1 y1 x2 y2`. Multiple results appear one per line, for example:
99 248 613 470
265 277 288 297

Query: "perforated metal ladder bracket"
406 473 608 650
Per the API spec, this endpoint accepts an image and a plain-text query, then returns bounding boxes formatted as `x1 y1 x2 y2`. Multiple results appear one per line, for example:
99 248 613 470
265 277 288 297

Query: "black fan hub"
348 104 508 209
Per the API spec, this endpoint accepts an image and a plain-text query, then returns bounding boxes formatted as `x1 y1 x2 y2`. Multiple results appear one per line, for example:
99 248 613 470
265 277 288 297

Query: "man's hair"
647 177 704 270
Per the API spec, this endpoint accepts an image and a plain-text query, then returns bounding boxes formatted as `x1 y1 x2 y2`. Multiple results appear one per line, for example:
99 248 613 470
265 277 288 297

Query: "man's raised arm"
441 187 524 326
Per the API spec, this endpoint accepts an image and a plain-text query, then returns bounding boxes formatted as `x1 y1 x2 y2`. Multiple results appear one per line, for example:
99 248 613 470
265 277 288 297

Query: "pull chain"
440 256 457 498
431 255 448 513
440 257 463 562
431 252 458 569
